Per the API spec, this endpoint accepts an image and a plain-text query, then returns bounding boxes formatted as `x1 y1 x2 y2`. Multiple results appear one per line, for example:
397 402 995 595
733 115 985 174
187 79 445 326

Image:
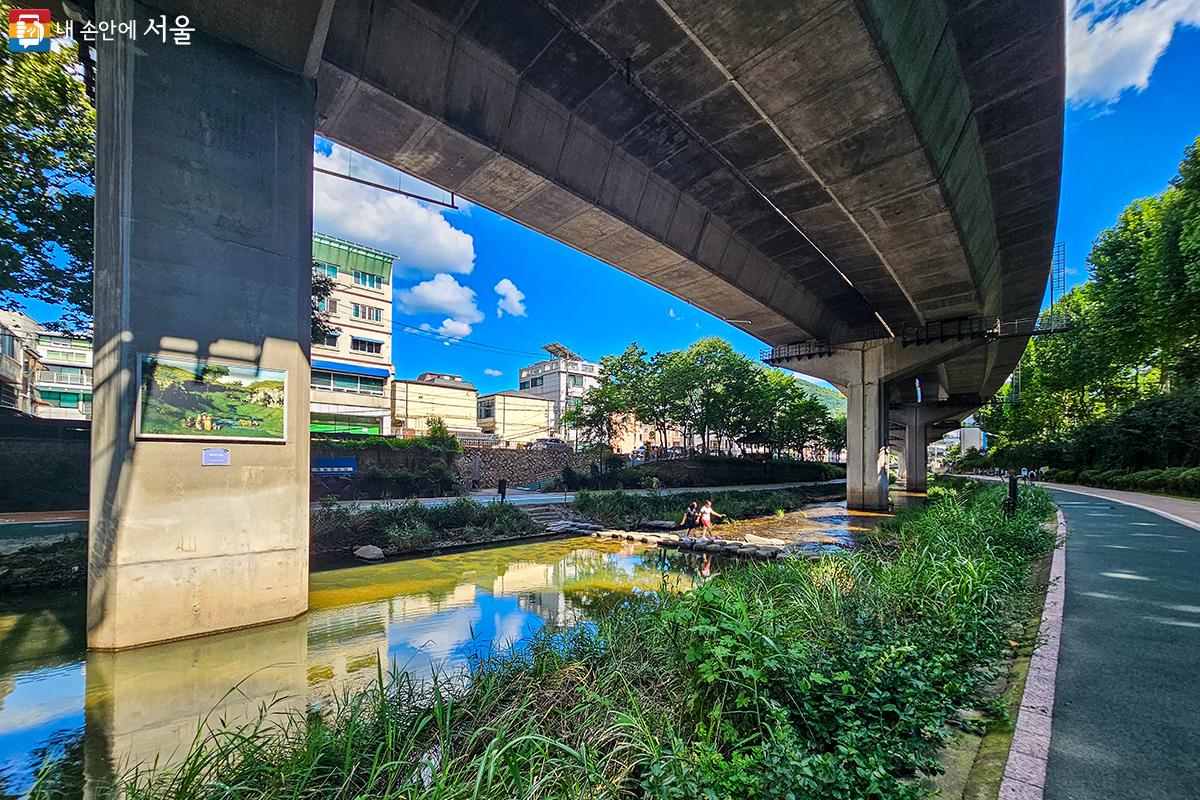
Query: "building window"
519 380 530 390
353 303 382 322
310 414 381 435
311 369 384 396
38 335 88 349
350 337 382 355
567 374 585 388
477 400 494 419
316 332 338 348
38 389 91 408
45 348 87 363
353 271 385 289
531 376 544 387
316 297 339 314
313 261 337 279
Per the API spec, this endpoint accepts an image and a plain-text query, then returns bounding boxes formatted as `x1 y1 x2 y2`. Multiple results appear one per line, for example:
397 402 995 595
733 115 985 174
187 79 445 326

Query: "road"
1041 485 1200 799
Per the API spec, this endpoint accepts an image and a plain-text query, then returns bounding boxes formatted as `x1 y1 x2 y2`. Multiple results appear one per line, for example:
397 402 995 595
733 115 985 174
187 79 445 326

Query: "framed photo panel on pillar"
135 354 288 442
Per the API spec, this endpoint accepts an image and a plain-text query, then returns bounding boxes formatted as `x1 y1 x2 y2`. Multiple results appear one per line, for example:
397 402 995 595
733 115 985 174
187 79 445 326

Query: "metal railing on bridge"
763 313 1072 365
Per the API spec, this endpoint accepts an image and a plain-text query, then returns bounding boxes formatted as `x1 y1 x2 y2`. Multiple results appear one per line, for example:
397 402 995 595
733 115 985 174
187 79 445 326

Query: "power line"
394 324 548 358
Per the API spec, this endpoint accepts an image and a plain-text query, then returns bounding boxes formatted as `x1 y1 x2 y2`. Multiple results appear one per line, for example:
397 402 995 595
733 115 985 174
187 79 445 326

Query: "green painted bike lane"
1045 488 1200 799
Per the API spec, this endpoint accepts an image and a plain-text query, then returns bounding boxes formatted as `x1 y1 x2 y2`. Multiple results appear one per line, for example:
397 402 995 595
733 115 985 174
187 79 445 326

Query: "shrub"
106 483 1056 800
616 456 845 489
573 484 844 528
310 497 540 555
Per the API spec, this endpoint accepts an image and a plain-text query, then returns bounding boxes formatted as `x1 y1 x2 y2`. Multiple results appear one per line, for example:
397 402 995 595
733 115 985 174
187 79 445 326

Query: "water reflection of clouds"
0 662 85 795
385 591 545 678
0 538 683 792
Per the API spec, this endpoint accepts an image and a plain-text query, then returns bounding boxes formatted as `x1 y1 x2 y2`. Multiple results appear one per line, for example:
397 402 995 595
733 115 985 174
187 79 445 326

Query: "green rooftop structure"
312 232 395 279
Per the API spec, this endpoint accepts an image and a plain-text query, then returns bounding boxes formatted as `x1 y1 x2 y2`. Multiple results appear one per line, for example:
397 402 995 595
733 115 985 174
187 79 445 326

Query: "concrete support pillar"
89 0 315 649
84 617 307 790
900 408 929 492
844 349 889 511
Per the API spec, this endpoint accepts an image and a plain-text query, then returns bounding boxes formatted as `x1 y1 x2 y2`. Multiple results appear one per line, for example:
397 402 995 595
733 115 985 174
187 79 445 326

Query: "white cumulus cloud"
494 278 527 318
484 368 503 377
1067 0 1200 107
398 274 483 323
419 318 475 340
313 145 476 274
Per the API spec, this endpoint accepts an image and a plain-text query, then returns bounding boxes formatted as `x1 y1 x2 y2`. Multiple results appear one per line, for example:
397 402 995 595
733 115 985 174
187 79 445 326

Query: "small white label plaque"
202 448 230 466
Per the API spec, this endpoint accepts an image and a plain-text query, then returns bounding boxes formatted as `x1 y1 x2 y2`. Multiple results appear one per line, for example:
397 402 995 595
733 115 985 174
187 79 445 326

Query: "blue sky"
16 3 1200 397
1056 6 1200 286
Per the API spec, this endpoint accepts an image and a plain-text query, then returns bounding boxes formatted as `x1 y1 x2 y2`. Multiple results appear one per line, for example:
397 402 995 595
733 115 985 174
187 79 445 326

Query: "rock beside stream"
353 545 385 561
0 538 87 595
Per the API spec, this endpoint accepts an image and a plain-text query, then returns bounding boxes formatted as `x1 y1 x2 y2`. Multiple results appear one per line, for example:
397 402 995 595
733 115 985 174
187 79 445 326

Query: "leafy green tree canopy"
1 17 94 321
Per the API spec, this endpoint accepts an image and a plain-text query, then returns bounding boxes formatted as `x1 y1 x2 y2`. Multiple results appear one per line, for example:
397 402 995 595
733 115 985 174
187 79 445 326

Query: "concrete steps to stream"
524 504 606 536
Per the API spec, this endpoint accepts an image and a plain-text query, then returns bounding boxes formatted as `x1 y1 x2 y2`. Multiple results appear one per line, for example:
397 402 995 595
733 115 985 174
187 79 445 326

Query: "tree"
563 380 627 448
1 18 95 322
977 137 1200 472
821 415 847 457
197 364 230 385
570 336 839 461
312 270 336 343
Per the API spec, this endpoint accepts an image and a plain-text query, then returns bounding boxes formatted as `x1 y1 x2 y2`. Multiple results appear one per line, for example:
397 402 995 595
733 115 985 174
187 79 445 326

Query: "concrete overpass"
83 0 1063 647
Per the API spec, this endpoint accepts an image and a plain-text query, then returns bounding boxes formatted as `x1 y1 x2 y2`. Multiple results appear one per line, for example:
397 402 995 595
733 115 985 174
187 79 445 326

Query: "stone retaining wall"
0 438 90 512
455 447 592 489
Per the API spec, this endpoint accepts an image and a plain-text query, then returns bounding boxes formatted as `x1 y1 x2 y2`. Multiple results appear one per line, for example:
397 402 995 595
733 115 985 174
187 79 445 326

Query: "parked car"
532 437 570 452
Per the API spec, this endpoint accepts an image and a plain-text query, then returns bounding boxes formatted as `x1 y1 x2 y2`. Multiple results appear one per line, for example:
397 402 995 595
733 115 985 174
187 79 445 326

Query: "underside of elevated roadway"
80 0 1063 646
119 0 1062 403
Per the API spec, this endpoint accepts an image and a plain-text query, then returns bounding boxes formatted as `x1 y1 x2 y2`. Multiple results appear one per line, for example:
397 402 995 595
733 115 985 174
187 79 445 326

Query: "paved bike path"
1045 487 1200 799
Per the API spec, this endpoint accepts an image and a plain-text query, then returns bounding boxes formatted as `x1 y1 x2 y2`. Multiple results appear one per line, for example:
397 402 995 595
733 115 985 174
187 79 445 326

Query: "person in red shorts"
698 499 724 539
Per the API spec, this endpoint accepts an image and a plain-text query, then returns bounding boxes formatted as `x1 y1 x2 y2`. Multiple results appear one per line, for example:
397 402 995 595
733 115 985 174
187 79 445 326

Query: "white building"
309 232 396 435
0 310 41 414
30 329 94 420
517 343 600 444
0 310 95 421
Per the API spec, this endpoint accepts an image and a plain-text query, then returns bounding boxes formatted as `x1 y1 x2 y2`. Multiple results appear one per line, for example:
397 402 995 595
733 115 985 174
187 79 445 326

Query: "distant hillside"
797 378 846 415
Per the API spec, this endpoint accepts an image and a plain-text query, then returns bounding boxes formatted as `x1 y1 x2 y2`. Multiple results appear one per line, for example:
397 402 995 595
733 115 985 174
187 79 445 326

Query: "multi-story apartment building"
0 311 40 414
0 310 91 420
310 232 396 435
516 343 600 444
31 329 93 420
476 390 556 447
392 372 488 442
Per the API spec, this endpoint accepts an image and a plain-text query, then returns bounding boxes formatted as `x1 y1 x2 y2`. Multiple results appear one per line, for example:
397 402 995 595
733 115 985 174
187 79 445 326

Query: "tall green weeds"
311 497 541 556
49 483 1054 800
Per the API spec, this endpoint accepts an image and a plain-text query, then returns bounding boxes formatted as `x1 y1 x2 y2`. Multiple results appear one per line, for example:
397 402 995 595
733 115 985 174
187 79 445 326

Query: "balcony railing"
37 371 91 386
0 353 21 383
37 404 91 420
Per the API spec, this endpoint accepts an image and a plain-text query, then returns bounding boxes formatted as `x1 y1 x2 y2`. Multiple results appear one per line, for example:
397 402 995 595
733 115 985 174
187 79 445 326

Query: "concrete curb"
999 509 1067 800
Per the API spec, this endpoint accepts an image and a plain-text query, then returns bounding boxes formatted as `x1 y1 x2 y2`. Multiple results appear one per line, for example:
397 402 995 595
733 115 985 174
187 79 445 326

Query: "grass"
571 484 846 529
310 497 543 557
38 481 1055 800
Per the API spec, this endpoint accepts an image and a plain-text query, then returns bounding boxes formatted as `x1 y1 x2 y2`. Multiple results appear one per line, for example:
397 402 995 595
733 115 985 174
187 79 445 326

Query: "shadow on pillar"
89 0 315 649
